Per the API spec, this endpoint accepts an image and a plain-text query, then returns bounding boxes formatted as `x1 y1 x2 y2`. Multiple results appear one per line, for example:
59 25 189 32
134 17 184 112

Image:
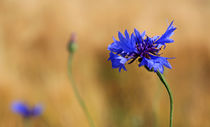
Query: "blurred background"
0 0 210 126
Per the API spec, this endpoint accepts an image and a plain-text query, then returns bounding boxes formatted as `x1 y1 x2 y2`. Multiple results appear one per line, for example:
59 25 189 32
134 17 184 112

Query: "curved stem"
156 71 173 127
68 54 96 127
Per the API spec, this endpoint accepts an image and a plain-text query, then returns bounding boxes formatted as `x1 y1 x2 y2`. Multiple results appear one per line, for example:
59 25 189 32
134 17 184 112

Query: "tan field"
0 0 210 126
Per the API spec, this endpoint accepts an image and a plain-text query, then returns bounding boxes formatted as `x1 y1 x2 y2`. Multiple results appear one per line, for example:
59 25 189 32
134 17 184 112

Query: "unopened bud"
68 33 77 53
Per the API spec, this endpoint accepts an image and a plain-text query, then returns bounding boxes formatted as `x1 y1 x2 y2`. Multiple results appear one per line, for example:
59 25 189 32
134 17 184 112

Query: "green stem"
156 71 173 127
68 54 96 127
23 118 31 127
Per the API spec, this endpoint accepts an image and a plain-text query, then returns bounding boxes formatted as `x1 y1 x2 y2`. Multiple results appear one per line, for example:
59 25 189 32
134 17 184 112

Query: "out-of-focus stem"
67 54 96 127
23 118 31 127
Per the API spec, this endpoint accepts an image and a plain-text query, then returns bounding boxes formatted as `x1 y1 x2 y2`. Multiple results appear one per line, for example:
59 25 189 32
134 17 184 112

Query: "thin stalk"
156 71 173 127
68 54 96 127
23 118 31 127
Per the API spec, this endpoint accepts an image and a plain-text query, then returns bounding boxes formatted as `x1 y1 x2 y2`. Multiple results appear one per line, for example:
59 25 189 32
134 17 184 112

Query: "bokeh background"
0 0 210 127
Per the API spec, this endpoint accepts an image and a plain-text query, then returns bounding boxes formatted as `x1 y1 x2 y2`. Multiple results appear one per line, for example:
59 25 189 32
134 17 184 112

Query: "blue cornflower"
108 21 176 73
11 101 43 118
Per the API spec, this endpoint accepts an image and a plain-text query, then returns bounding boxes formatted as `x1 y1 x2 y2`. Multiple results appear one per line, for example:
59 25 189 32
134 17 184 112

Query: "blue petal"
130 33 137 51
139 56 172 74
32 104 43 116
134 29 146 44
109 30 137 54
118 31 126 41
134 29 141 40
139 57 152 69
150 56 172 69
12 101 30 117
145 36 154 45
155 21 176 46
141 31 146 38
152 36 159 42
124 29 129 39
108 37 123 53
117 31 137 53
108 52 128 72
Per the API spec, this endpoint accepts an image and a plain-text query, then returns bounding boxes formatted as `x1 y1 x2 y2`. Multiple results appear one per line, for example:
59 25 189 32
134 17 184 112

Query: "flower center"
128 40 162 64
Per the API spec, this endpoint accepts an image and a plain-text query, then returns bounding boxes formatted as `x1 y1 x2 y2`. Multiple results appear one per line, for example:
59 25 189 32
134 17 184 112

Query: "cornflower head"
11 101 43 118
108 21 176 74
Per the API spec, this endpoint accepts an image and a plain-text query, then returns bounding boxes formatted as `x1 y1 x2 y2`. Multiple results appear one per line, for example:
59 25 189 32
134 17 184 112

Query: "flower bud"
68 33 77 53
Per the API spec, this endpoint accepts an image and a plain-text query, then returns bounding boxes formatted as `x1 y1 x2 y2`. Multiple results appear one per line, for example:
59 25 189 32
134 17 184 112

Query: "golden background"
0 0 210 126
